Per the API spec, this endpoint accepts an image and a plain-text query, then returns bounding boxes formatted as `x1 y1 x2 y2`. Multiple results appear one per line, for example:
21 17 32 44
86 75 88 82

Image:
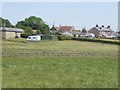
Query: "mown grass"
2 38 118 88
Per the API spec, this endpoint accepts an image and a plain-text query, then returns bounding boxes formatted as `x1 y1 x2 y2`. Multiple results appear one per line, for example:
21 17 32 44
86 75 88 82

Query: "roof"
72 30 81 32
54 27 59 30
102 27 113 32
50 26 57 31
59 26 74 31
0 27 24 33
91 26 113 32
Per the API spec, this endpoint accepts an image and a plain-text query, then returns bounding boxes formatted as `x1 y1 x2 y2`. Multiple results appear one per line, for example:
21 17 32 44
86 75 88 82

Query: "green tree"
22 26 33 35
0 17 14 27
16 16 49 34
36 29 41 34
55 31 62 35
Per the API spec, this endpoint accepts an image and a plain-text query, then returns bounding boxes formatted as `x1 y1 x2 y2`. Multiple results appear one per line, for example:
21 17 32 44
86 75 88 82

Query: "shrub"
59 35 73 41
73 37 120 45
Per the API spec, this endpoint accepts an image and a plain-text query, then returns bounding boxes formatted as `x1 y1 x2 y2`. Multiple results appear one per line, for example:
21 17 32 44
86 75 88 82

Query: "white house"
62 31 73 37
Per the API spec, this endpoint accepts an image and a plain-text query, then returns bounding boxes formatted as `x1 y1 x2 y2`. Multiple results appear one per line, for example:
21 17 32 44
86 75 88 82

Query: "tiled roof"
59 26 74 31
72 30 80 32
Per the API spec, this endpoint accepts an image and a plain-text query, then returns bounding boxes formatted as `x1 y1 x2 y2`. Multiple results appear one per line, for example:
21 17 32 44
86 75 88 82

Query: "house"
0 27 24 39
49 25 58 35
50 25 81 37
62 31 73 37
117 31 120 37
58 26 75 32
89 25 100 36
89 25 115 37
68 31 81 38
80 27 88 36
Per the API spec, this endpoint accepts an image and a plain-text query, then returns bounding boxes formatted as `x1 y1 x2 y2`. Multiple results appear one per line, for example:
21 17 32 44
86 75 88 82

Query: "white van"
27 35 41 41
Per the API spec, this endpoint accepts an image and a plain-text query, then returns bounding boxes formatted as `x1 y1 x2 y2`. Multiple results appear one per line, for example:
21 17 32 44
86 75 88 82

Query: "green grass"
2 38 118 53
2 38 118 88
2 56 118 88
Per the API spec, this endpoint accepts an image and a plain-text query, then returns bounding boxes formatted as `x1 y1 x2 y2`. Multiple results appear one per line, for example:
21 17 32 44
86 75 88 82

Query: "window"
33 37 36 39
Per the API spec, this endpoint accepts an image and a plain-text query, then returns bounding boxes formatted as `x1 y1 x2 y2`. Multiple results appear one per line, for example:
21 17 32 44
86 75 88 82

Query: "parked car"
106 35 117 39
81 33 95 38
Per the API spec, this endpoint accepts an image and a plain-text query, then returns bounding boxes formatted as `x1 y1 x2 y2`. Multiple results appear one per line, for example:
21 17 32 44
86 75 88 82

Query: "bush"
59 35 73 41
73 37 120 45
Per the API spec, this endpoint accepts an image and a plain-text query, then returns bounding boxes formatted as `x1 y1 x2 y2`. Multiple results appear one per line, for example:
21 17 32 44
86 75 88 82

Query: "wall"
5 32 16 39
89 28 99 36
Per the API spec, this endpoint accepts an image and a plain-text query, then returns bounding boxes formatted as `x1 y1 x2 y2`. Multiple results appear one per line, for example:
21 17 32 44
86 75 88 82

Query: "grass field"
2 39 118 88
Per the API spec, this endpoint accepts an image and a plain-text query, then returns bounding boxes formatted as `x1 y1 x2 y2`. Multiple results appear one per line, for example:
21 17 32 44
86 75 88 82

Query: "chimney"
107 26 110 28
96 24 98 27
101 25 104 28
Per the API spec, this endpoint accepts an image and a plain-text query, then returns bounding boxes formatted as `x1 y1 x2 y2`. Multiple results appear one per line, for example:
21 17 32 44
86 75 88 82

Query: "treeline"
0 16 50 35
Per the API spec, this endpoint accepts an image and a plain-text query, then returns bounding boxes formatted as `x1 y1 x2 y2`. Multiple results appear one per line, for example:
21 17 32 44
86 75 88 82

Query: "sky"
1 2 118 31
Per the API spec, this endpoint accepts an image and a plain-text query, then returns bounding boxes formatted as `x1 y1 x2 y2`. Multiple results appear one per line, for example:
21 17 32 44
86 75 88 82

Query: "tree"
55 31 62 35
16 16 49 34
36 29 41 34
82 28 87 33
0 17 14 27
22 26 33 35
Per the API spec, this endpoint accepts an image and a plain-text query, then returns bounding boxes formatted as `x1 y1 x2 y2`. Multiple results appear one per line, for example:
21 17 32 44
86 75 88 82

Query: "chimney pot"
96 24 98 27
107 26 110 28
102 25 104 27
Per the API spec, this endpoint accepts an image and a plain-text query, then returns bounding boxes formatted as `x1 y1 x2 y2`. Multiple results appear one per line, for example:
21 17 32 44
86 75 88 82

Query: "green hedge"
72 38 120 45
42 35 58 41
58 35 73 41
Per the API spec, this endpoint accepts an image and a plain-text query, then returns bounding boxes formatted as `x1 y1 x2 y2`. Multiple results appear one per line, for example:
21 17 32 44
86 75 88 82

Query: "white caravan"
27 35 41 41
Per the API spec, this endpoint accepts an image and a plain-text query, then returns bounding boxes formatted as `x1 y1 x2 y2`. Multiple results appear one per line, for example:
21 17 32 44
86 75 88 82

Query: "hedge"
72 37 120 45
58 35 73 41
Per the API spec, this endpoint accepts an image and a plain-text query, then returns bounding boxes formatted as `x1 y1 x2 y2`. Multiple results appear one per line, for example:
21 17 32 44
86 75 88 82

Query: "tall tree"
16 16 49 34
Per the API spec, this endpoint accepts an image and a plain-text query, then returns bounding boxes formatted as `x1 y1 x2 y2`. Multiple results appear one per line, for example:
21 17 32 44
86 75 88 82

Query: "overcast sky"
2 2 118 31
